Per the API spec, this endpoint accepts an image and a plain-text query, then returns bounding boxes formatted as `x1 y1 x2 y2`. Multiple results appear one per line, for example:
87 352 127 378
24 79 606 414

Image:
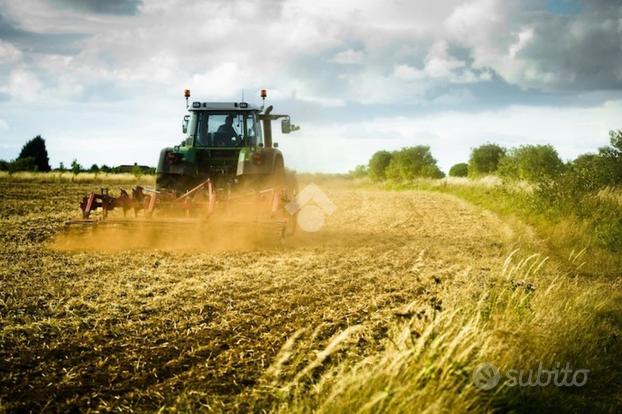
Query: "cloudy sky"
0 0 621 173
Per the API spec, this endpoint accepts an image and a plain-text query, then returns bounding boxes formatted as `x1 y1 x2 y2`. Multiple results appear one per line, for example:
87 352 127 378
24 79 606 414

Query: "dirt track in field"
0 179 523 411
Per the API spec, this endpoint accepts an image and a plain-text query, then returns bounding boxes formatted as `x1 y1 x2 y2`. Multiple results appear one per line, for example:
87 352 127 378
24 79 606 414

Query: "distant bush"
71 159 82 175
368 151 393 181
468 143 506 176
594 129 622 185
131 164 143 178
498 144 565 182
448 163 469 177
349 164 368 178
8 157 37 174
539 130 622 201
385 146 444 181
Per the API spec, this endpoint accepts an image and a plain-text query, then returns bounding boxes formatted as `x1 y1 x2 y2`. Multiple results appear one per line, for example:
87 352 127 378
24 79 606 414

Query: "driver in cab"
216 114 241 146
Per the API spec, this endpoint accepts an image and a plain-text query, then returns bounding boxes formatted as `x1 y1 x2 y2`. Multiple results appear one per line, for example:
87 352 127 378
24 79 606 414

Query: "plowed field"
1 179 525 411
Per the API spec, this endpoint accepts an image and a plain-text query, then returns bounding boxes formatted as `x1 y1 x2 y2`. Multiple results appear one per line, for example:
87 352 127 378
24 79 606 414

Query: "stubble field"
0 176 619 412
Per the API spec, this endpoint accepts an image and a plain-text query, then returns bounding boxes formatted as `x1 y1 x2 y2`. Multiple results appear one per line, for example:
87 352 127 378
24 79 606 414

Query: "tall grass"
596 187 622 207
258 252 621 413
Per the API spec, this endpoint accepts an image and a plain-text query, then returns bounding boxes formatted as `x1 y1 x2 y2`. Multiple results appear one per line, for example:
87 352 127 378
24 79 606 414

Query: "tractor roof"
189 102 260 111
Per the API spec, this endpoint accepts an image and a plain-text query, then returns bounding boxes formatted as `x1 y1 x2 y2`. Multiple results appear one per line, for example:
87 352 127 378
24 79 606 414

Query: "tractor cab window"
196 113 243 147
196 112 267 148
184 112 198 146
192 112 262 148
246 114 262 147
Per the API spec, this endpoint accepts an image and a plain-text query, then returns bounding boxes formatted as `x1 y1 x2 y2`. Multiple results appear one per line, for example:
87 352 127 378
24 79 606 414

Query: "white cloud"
393 64 424 81
295 94 345 107
348 69 430 104
2 69 43 101
393 41 490 85
0 40 22 64
331 48 364 64
424 41 465 78
189 62 255 100
0 119 8 130
509 27 534 58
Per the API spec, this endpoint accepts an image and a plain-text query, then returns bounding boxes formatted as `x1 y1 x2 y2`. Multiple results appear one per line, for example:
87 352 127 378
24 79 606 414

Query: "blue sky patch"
546 0 582 15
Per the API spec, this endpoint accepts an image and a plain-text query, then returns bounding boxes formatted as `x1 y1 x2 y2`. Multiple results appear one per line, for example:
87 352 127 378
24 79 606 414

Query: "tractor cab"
182 102 263 149
156 90 299 193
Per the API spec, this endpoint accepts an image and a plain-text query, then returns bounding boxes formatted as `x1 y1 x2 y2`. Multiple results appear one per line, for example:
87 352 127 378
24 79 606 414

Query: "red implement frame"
67 179 288 234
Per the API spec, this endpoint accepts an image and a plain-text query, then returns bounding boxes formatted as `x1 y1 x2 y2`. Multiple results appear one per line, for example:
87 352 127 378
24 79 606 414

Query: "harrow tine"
145 193 157 218
207 180 215 214
82 193 96 219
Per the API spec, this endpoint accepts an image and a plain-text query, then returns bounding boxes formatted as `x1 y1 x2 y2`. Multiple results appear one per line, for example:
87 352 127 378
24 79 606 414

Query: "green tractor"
67 89 301 238
156 89 299 196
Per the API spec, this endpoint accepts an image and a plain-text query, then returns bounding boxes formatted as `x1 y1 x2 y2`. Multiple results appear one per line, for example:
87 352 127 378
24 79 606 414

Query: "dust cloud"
51 201 289 252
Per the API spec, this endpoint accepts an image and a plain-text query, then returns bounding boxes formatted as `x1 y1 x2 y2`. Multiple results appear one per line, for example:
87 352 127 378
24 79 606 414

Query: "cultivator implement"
65 179 294 239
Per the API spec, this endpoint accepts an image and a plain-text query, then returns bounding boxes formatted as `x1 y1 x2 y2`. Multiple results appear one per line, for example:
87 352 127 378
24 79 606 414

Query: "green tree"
89 164 100 173
568 154 610 192
498 144 565 182
368 151 393 181
349 164 368 178
131 163 143 178
607 129 622 154
449 163 469 177
545 130 622 200
18 135 51 172
58 162 66 172
596 129 622 185
468 143 506 176
385 146 444 181
71 159 82 175
100 164 111 173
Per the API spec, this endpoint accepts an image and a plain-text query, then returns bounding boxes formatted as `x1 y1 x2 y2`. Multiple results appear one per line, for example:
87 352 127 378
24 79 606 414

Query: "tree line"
349 145 446 181
0 135 156 175
354 130 622 190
